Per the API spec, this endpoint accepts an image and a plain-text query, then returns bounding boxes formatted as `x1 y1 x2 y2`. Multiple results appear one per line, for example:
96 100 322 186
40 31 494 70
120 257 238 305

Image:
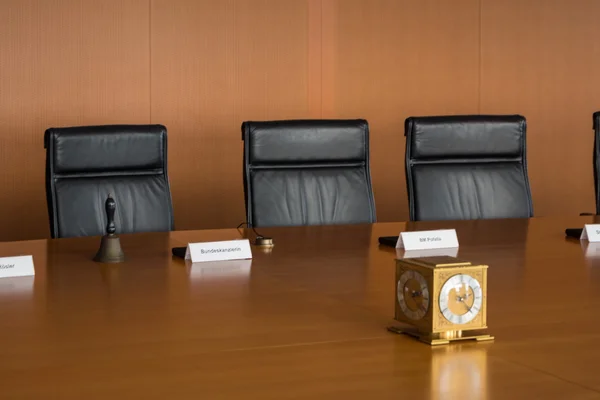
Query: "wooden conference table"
1 216 600 399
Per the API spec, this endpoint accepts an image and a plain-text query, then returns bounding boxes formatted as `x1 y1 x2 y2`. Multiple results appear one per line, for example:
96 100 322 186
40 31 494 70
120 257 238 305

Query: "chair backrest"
593 112 600 214
44 124 175 238
405 115 533 221
242 119 377 227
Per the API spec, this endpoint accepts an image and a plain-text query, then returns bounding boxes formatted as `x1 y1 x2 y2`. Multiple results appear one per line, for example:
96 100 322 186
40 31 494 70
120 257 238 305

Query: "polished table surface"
1 216 600 399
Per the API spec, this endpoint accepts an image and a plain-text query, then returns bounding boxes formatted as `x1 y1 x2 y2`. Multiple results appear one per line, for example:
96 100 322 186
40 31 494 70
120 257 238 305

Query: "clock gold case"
389 256 494 346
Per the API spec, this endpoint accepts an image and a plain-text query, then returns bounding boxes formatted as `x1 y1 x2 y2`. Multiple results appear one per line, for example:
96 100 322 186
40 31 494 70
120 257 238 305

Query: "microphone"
236 222 274 247
171 222 275 259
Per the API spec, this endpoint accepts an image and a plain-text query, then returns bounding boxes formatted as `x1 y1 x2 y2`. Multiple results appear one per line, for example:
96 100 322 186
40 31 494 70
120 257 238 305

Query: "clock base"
387 326 494 346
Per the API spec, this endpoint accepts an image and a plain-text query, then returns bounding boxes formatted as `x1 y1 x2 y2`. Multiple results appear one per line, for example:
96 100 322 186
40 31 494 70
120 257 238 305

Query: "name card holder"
0 255 35 279
581 225 600 242
395 229 459 251
185 239 253 263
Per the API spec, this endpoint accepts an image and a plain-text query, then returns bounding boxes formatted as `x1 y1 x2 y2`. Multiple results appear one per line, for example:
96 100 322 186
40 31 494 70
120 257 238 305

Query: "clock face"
397 270 430 320
439 274 483 324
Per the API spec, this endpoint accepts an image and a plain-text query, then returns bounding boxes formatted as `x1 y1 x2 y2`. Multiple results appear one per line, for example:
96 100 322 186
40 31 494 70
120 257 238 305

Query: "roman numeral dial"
397 270 430 320
438 274 483 324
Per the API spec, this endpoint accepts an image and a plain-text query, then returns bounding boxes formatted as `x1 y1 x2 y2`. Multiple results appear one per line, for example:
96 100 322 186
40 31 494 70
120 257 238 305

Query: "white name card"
397 247 459 259
185 239 252 263
0 255 35 279
396 229 459 251
581 225 600 242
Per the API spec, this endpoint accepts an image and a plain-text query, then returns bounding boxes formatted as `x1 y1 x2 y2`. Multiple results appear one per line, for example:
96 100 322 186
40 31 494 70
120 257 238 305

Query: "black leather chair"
44 125 175 238
242 119 377 227
405 115 534 221
593 112 600 215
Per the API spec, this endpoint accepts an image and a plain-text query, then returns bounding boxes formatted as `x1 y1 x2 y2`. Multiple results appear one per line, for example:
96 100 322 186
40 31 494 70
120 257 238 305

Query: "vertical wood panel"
328 0 481 222
481 0 600 217
0 0 150 240
321 0 337 118
3 0 600 240
151 0 310 231
307 0 323 118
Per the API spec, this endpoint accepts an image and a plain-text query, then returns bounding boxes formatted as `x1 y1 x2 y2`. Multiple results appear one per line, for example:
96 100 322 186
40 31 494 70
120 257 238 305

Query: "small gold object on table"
388 256 493 346
93 194 125 264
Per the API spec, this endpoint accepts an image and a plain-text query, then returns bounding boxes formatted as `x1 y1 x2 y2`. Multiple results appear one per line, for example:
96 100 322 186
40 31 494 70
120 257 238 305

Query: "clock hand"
462 300 472 311
455 293 473 312
455 291 472 302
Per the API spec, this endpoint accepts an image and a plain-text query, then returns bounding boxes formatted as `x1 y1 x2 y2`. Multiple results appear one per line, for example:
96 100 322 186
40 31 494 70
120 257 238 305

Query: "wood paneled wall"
0 0 599 241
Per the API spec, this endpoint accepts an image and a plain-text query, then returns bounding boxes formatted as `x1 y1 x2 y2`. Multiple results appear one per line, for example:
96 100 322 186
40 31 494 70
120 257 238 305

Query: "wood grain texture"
327 0 481 223
0 0 150 241
308 0 323 117
1 217 600 397
480 0 600 217
1 0 600 241
150 0 310 231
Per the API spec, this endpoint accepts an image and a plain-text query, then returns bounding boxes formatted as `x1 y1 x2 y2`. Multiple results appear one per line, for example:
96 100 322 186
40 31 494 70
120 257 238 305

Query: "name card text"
396 229 459 251
0 255 35 279
185 239 252 263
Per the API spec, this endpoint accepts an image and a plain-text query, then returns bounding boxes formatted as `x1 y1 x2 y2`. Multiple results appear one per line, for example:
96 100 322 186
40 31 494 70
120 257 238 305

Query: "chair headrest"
242 119 369 164
45 125 167 173
406 115 526 159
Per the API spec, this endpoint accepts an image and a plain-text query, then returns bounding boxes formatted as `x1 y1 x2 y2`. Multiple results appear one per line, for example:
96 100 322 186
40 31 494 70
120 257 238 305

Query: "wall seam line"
149 0 152 124
478 0 482 113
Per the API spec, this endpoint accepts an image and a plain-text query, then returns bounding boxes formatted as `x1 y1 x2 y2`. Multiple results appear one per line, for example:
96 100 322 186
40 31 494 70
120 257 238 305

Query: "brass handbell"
93 194 125 263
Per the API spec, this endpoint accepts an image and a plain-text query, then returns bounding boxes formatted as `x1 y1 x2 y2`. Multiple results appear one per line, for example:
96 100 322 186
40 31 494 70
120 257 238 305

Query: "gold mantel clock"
388 256 494 346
